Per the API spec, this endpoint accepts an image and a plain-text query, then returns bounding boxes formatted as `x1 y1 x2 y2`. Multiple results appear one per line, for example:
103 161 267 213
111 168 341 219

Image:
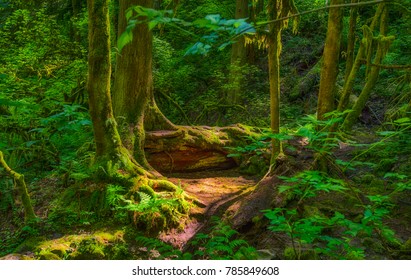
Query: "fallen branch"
0 150 37 222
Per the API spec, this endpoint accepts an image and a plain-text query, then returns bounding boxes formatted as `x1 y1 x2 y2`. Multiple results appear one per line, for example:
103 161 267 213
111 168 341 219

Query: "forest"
0 0 410 260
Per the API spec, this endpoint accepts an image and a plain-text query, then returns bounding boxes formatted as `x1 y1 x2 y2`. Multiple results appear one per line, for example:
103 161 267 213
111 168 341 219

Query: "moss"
50 248 68 258
401 238 411 254
14 237 44 254
241 155 268 175
69 238 106 260
283 247 296 260
38 251 61 260
32 230 128 260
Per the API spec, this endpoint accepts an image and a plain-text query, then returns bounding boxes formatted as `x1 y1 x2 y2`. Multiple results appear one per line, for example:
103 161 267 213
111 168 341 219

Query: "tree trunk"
337 3 387 113
227 0 249 105
317 0 344 121
0 151 36 223
266 0 298 165
338 38 365 112
344 0 359 82
342 6 393 131
267 24 282 163
87 0 148 177
113 0 154 171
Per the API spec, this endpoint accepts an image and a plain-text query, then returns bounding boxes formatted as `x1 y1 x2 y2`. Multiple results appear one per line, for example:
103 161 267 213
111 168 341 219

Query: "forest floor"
160 169 259 249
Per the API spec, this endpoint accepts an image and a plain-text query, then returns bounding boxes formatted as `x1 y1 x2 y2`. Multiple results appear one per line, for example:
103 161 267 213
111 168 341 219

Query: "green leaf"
148 20 158 30
118 30 133 53
125 8 133 20
394 117 410 124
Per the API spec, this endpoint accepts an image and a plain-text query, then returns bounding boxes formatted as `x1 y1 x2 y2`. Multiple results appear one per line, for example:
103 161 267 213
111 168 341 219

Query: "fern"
192 217 257 260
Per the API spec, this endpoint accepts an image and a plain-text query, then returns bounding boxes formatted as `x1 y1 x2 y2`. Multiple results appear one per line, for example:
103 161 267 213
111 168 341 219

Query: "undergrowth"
135 217 257 260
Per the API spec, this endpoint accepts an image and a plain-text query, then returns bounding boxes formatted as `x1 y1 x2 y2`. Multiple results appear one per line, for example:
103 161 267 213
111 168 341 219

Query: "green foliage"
118 6 255 54
106 184 189 232
263 167 406 259
190 217 257 260
278 170 347 203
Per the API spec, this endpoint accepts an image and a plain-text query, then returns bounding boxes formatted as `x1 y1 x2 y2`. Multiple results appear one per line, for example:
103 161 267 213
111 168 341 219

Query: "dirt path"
159 169 259 249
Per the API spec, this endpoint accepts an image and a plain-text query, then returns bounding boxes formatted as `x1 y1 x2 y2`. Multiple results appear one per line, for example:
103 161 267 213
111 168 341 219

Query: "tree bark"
227 0 249 105
317 0 344 121
266 0 298 164
87 0 148 177
342 5 393 131
344 0 359 82
267 18 282 163
337 3 387 113
113 0 154 171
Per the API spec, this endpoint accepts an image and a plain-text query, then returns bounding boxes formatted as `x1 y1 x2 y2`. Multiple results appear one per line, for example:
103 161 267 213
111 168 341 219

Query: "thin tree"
227 0 249 105
267 0 298 165
342 4 394 131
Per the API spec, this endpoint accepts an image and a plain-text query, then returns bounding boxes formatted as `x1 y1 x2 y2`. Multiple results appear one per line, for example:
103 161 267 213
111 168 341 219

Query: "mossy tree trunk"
113 0 155 172
87 0 148 177
338 38 366 112
267 0 298 165
342 5 394 131
226 0 249 105
0 151 36 223
267 13 281 163
337 3 386 113
344 0 359 82
144 93 178 131
317 0 344 121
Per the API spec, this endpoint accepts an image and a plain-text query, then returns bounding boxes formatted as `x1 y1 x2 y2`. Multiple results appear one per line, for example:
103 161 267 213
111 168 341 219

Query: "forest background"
0 0 410 260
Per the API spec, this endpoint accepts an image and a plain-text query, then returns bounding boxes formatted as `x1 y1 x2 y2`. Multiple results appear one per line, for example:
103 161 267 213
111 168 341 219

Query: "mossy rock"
49 244 71 258
34 230 127 260
38 251 61 260
68 238 106 260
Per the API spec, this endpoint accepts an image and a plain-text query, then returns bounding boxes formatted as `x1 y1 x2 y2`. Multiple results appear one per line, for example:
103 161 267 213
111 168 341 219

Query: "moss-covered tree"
266 0 298 165
317 0 344 121
226 0 249 105
344 0 360 82
112 0 157 173
87 0 149 178
342 4 394 131
337 3 386 113
86 0 195 232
